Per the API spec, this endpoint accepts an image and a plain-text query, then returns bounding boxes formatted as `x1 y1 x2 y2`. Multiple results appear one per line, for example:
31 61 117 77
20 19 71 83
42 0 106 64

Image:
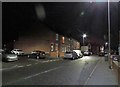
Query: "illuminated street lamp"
105 42 108 46
82 34 87 45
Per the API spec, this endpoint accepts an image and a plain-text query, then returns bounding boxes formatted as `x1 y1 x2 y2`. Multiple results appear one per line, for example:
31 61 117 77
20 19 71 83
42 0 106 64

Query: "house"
14 22 80 58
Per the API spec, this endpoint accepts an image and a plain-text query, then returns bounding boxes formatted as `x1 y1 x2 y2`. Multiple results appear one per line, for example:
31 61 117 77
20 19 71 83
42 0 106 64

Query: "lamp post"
108 0 112 69
13 40 16 49
82 34 87 46
105 42 108 54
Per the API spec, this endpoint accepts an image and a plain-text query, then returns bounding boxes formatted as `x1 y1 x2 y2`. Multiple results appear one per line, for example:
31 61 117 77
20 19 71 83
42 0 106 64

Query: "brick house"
14 22 80 58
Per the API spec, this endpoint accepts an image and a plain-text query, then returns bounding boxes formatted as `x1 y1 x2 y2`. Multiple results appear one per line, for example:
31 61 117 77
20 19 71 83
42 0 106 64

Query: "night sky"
2 2 119 50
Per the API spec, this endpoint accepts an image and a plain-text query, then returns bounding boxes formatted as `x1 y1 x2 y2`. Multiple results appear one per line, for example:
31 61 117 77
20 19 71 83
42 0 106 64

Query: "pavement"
84 57 118 85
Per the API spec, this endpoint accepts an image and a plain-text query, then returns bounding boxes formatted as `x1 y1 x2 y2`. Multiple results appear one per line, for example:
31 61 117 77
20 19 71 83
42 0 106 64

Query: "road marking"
17 65 24 68
2 59 62 71
43 60 49 63
26 64 32 67
70 58 82 62
1 65 18 71
28 59 39 62
84 59 101 85
24 66 63 80
49 60 53 62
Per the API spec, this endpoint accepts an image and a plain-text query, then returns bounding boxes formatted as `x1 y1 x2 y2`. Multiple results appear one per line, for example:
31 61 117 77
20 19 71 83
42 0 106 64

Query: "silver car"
64 51 78 60
2 51 18 62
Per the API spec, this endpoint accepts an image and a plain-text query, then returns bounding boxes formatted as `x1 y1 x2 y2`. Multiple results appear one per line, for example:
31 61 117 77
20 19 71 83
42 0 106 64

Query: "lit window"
50 43 54 52
56 34 59 41
62 37 65 44
55 43 58 51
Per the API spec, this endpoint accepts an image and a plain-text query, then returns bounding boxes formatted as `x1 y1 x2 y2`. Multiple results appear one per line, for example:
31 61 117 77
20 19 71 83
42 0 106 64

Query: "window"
56 34 59 41
50 43 54 52
55 43 58 51
62 37 65 44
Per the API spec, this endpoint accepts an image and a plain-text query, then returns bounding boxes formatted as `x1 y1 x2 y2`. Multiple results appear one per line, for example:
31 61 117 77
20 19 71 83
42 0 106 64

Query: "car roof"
13 49 22 50
33 50 41 52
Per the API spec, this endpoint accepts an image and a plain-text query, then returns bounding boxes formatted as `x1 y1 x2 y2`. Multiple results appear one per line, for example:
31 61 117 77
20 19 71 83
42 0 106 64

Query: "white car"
73 50 83 58
11 49 24 55
83 51 90 56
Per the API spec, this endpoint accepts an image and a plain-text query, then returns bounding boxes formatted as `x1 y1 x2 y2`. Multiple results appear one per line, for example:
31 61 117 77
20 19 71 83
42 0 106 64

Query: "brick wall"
14 22 80 57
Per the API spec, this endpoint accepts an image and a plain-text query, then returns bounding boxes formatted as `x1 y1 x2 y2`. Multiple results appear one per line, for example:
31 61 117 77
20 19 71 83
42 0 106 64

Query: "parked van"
73 50 83 58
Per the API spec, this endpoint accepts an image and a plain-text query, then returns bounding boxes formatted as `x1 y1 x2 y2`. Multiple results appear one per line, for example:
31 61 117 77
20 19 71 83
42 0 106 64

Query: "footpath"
85 57 118 85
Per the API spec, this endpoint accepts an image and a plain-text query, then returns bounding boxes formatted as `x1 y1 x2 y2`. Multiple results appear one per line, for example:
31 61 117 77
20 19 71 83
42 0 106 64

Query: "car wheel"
77 56 79 59
37 56 39 59
28 55 30 58
72 57 75 60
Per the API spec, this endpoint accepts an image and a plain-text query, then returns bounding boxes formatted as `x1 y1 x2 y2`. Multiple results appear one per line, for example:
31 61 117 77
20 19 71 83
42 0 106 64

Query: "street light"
105 42 108 46
82 34 87 45
107 0 112 69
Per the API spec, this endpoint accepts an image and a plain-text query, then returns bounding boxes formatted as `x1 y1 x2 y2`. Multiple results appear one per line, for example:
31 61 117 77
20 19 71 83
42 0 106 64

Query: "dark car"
99 52 105 56
111 55 119 62
28 50 46 59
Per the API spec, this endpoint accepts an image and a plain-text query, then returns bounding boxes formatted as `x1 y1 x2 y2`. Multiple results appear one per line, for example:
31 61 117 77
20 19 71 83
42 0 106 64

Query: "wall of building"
14 22 80 58
59 36 80 57
15 22 56 54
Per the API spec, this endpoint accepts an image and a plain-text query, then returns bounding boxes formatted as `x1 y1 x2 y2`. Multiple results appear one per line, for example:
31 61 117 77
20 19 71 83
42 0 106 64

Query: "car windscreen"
17 50 22 51
66 52 72 53
33 51 41 52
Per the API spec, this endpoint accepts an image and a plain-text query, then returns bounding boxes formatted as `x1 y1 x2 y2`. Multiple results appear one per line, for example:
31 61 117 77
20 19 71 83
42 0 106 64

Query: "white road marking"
49 60 53 62
26 64 32 67
1 65 18 71
17 65 24 68
2 59 61 71
70 58 82 62
84 59 101 85
43 60 49 63
24 66 63 80
28 59 39 62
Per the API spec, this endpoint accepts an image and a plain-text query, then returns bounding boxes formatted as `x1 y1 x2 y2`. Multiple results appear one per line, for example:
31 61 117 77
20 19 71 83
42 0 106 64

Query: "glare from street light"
80 11 85 16
83 34 87 38
105 42 108 45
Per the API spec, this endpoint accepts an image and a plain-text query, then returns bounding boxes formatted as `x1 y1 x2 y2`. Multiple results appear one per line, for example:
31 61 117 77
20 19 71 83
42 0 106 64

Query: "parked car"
104 53 108 57
111 55 119 61
11 49 24 55
64 51 78 60
83 51 91 56
99 52 105 56
28 50 46 59
2 51 18 62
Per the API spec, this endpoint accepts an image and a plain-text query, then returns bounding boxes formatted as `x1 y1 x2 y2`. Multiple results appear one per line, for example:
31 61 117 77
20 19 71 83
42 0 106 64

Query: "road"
2 55 101 85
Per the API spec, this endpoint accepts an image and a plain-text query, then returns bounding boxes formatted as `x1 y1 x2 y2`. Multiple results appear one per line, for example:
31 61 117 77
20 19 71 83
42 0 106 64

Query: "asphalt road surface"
2 55 101 85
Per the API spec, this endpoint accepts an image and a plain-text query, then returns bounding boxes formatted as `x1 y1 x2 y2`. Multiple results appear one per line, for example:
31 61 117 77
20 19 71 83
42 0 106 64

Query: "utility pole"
108 0 112 69
118 30 120 55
